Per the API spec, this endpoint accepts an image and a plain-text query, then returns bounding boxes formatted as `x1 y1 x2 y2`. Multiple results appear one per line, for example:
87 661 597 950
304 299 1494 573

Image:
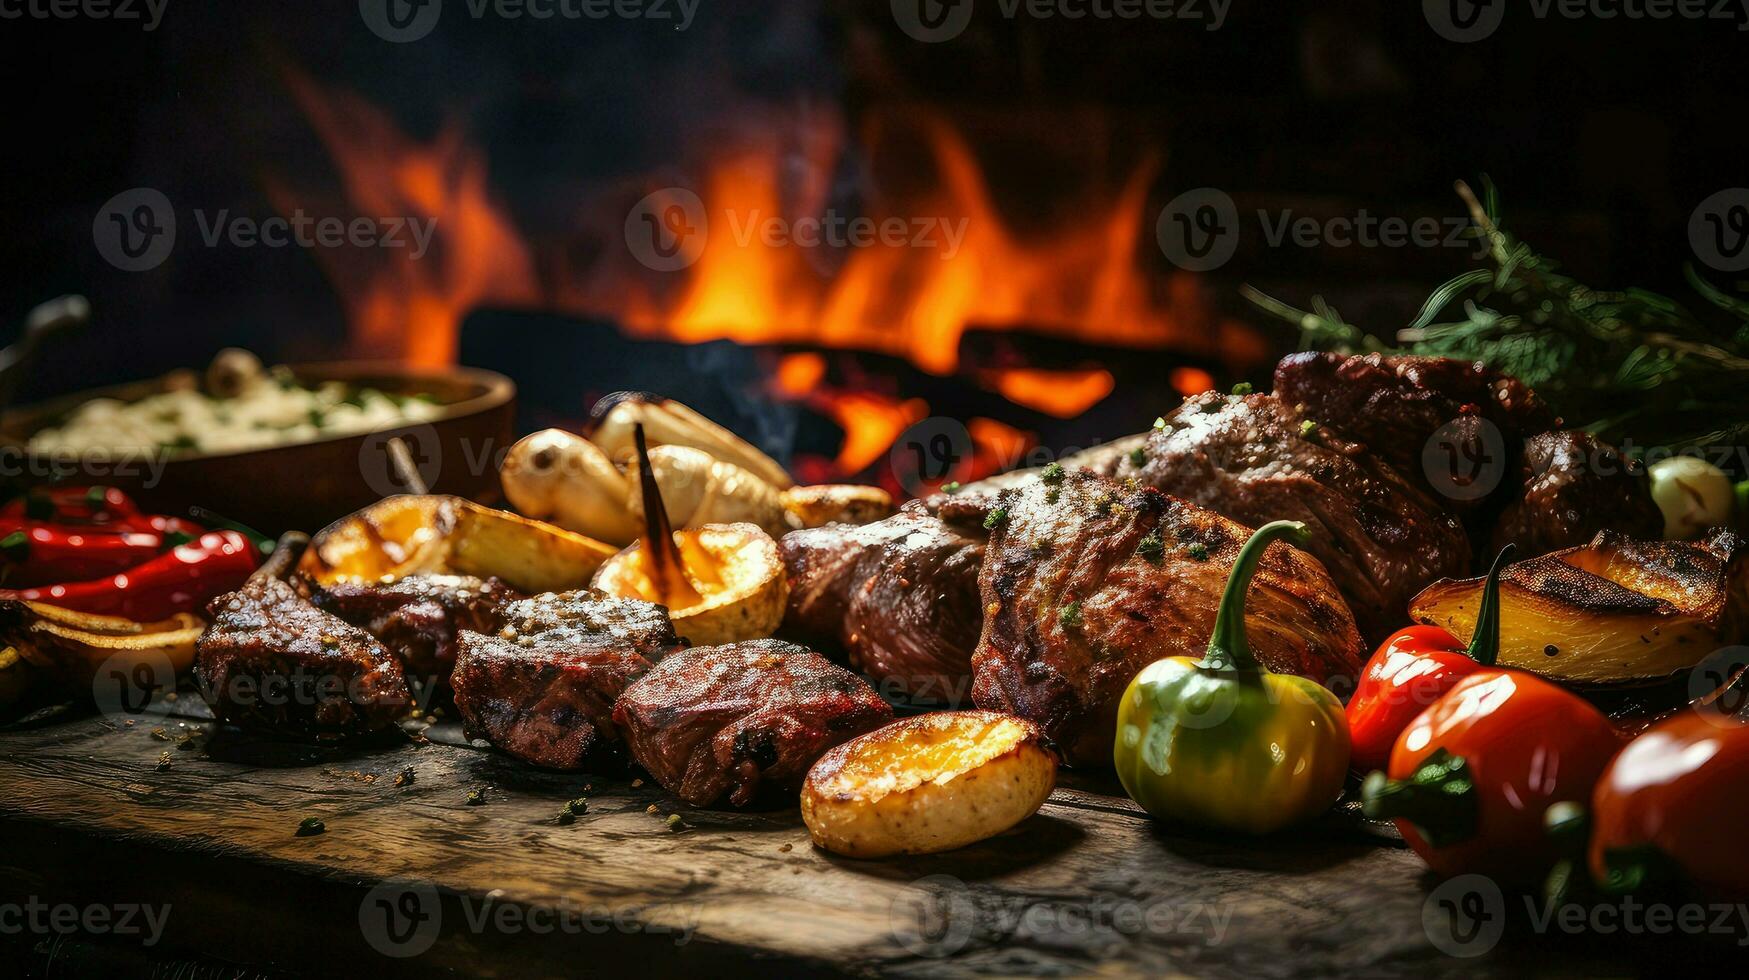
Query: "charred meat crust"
196 577 411 737
1490 430 1665 559
1133 390 1471 644
971 470 1364 766
613 638 892 807
780 501 985 702
449 591 685 770
311 574 517 687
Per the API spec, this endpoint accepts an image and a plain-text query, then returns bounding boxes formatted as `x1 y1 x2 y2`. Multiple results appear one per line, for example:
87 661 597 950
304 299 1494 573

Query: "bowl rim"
0 360 516 466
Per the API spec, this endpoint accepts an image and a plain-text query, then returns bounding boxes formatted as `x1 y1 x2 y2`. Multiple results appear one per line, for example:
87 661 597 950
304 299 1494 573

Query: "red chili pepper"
1361 669 1623 884
0 530 260 621
1 486 142 526
0 525 179 587
1346 546 1514 772
1588 709 1749 901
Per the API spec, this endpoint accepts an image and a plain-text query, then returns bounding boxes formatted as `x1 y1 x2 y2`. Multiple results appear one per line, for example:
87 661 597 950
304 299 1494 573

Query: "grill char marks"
311 574 516 690
197 576 411 738
780 501 985 703
972 470 1364 766
1134 391 1472 643
450 590 684 770
614 639 893 807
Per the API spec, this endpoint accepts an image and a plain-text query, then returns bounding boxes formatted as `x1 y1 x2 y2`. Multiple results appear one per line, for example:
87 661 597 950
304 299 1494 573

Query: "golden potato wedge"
800 711 1056 858
1410 528 1748 684
780 484 895 529
446 499 617 592
592 522 786 646
0 600 203 686
500 428 642 545
626 445 790 540
301 495 615 593
590 394 794 489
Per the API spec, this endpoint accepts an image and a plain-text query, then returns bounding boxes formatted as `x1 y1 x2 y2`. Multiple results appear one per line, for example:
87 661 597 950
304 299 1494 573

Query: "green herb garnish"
1298 419 1318 439
1230 382 1253 396
1128 447 1147 468
941 481 962 494
983 507 1008 530
1059 601 1083 628
1137 532 1164 564
1041 462 1065 483
1187 542 1209 561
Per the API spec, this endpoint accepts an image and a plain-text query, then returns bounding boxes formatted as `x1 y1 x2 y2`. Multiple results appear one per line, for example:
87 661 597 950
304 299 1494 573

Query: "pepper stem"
1360 749 1480 848
1466 544 1515 667
1199 520 1310 674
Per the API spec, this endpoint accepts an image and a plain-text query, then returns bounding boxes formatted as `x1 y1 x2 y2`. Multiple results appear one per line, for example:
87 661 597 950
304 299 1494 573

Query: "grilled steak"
311 574 516 690
1274 351 1559 494
1133 391 1471 642
781 501 985 702
614 639 893 807
973 470 1364 765
450 590 683 770
196 576 411 737
1491 430 1663 558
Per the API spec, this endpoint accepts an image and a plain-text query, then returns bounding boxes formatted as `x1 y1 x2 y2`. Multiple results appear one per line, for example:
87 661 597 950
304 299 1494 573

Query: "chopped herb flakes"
1231 382 1254 396
983 507 1009 530
1137 532 1164 563
1041 462 1066 484
1187 542 1209 561
1298 419 1319 438
941 481 961 494
465 787 487 806
1060 602 1083 628
1128 447 1147 468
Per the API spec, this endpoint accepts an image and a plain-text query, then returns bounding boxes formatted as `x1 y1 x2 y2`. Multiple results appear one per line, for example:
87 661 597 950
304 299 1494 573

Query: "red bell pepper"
1346 546 1514 772
1588 710 1749 901
1361 669 1623 884
0 530 259 621
0 525 179 587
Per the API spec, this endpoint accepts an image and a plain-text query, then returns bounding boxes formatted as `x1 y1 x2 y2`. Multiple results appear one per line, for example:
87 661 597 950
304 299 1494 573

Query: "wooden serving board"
0 705 1725 978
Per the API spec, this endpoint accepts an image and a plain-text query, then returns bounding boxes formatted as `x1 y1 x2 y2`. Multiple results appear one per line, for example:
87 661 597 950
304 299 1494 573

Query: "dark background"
0 0 1742 406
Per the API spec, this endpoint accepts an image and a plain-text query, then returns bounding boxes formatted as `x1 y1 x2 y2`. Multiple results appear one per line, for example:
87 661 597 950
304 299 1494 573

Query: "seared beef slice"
1491 430 1663 557
451 591 683 770
614 639 892 807
1136 391 1471 642
781 502 985 702
197 577 411 736
973 470 1363 766
312 574 515 687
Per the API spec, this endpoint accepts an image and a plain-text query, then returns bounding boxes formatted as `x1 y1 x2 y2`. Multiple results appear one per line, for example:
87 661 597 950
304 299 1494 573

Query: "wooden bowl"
0 363 515 535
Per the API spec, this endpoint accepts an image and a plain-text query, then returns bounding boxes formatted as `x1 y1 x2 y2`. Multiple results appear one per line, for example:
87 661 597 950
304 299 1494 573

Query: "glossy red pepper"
0 530 259 621
1362 669 1623 884
1588 710 1749 900
0 525 181 587
1346 546 1514 772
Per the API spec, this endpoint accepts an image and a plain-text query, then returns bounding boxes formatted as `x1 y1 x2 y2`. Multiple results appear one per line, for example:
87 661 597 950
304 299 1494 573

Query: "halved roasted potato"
626 445 791 540
301 495 615 593
591 522 786 646
1410 528 1748 684
590 393 794 489
800 711 1057 858
780 484 895 529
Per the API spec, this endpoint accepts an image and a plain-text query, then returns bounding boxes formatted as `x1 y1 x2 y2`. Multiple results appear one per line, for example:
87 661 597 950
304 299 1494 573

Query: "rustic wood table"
0 702 1732 978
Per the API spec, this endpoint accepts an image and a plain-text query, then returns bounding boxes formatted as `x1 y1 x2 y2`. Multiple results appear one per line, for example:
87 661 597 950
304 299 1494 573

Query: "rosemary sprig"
1243 178 1749 456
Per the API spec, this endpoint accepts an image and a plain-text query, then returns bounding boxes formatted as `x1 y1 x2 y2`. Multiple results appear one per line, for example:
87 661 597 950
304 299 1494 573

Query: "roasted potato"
0 600 203 687
301 495 615 593
626 445 790 541
592 522 786 646
1410 528 1748 684
800 711 1056 858
780 484 895 529
590 393 794 489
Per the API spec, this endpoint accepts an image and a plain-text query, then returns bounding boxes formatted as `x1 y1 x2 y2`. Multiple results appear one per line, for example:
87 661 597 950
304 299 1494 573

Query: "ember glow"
276 73 1252 482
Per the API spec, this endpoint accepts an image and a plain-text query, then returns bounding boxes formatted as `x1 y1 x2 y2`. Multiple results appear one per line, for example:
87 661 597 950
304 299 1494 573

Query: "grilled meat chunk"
1491 430 1663 558
973 470 1364 765
311 574 516 689
1274 351 1559 492
614 639 893 807
1135 391 1471 642
781 502 985 702
450 590 683 770
196 577 411 737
